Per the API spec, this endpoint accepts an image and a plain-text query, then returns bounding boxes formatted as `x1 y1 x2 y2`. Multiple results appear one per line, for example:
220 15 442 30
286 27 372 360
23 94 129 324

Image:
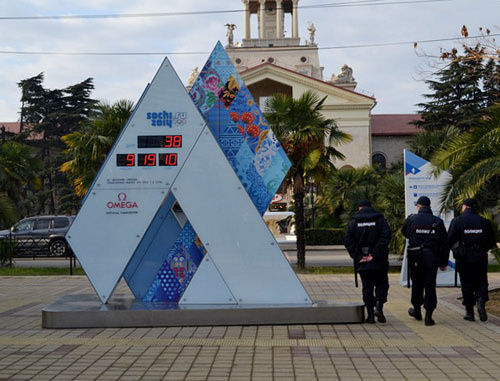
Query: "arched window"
372 153 387 170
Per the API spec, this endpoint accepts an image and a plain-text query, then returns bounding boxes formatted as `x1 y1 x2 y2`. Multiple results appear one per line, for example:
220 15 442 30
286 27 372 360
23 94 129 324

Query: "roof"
0 122 41 140
1 122 22 134
371 114 422 136
240 62 376 101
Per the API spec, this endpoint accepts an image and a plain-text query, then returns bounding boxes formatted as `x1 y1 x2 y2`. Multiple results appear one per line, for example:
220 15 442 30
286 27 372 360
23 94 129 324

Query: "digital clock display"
159 153 178 166
116 154 135 167
138 153 157 166
138 135 182 148
116 153 179 167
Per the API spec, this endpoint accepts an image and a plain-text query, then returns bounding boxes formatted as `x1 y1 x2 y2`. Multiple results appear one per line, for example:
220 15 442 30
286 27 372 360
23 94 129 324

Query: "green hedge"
0 238 15 267
305 228 345 245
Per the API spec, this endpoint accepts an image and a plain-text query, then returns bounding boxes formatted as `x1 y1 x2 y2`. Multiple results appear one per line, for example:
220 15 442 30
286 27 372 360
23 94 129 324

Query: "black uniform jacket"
448 208 497 264
402 206 449 268
344 207 391 271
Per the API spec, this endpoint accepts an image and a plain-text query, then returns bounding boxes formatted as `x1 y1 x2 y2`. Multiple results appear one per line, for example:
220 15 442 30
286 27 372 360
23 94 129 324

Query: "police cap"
416 196 431 207
463 198 477 208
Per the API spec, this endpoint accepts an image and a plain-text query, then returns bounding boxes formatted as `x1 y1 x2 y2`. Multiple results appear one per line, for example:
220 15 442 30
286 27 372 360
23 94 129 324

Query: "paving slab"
1 274 500 380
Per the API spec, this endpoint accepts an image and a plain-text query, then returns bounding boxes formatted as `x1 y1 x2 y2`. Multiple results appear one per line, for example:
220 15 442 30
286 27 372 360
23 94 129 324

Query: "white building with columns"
223 0 377 167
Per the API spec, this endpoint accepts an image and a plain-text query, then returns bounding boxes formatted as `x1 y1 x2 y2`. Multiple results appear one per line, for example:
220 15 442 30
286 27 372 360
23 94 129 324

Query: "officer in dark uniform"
345 200 391 323
448 198 497 322
402 196 449 326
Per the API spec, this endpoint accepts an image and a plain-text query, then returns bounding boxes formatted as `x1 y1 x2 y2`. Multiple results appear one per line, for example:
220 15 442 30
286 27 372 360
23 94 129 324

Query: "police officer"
345 200 391 323
448 198 497 322
402 196 449 326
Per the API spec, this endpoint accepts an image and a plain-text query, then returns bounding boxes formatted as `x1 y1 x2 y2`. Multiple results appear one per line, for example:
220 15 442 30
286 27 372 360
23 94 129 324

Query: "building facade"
222 0 376 167
370 114 420 169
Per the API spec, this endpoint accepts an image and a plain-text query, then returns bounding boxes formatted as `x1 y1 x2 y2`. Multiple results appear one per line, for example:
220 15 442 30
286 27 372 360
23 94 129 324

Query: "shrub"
305 228 345 245
0 238 15 267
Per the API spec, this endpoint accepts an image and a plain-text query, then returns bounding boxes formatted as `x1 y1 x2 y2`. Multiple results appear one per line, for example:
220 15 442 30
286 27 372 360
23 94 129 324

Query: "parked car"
0 215 75 256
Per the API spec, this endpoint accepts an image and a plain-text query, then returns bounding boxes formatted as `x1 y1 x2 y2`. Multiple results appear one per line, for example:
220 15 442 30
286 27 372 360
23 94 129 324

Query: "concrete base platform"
42 294 364 329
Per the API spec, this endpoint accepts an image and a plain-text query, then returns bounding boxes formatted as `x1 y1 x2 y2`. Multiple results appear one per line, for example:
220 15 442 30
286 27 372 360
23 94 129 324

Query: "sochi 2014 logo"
174 112 187 126
146 111 187 127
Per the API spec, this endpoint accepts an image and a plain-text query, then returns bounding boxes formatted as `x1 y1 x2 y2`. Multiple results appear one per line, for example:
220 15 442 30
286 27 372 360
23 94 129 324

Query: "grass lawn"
0 267 85 276
1 265 500 276
296 264 500 274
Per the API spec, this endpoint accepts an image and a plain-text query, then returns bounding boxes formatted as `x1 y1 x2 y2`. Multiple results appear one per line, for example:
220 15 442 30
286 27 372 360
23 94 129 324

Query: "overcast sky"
0 0 498 121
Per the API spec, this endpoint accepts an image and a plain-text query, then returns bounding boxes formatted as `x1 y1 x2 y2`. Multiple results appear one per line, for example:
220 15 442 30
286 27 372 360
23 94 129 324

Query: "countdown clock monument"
42 43 363 328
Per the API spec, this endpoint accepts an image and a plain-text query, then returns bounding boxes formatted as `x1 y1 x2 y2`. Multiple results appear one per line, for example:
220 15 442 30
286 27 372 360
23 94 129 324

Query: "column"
242 0 250 39
259 0 266 39
276 0 283 38
292 0 299 39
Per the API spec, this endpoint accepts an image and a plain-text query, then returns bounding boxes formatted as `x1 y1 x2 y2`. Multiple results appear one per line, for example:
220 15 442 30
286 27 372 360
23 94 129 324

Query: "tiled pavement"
1 274 500 380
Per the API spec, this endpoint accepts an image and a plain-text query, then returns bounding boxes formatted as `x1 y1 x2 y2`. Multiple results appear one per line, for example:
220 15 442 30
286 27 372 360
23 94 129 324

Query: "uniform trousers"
409 261 438 312
359 269 389 308
458 261 489 307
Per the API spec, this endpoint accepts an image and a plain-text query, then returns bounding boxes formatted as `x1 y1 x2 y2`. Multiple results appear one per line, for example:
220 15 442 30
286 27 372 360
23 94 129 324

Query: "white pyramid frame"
66 57 312 306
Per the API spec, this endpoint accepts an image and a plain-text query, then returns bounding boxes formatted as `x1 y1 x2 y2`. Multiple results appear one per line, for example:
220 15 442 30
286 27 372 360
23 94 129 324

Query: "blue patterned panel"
247 165 273 215
144 265 182 302
145 222 205 302
206 100 229 141
145 42 291 302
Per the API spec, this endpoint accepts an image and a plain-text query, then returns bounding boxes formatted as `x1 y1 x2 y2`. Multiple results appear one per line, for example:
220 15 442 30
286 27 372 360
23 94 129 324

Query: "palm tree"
61 99 134 197
316 166 379 226
0 192 17 266
431 103 500 208
266 91 352 269
316 166 406 254
0 141 42 218
0 193 18 230
408 125 461 161
375 172 406 254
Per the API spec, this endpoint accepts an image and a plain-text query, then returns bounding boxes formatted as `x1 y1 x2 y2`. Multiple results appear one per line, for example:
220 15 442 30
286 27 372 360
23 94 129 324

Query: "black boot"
365 307 375 324
375 301 387 323
425 310 435 326
464 305 475 321
408 307 422 321
477 298 488 322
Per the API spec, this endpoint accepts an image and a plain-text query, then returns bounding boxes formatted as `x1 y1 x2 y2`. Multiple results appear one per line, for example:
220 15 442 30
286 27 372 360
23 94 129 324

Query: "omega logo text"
107 193 138 209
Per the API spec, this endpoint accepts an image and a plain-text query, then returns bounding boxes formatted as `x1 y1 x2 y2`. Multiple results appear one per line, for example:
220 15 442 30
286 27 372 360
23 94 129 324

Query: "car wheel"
49 239 67 257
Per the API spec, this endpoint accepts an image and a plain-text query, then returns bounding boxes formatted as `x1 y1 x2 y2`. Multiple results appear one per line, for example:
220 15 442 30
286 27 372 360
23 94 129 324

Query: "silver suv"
0 215 75 256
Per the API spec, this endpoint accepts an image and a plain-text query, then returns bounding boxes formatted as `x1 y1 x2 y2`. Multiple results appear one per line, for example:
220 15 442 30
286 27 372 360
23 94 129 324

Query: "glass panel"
53 218 69 228
372 153 387 170
34 219 50 230
13 220 35 232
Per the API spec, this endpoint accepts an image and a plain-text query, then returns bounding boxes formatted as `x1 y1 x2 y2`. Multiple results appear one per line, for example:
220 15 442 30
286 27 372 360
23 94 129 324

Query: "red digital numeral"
173 135 182 148
117 154 136 167
164 135 173 148
126 154 135 167
144 153 156 166
167 153 177 166
159 153 178 166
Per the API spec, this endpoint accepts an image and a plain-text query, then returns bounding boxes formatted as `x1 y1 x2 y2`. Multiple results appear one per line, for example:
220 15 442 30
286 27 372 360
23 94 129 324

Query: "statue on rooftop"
225 24 237 47
307 23 316 46
331 64 355 84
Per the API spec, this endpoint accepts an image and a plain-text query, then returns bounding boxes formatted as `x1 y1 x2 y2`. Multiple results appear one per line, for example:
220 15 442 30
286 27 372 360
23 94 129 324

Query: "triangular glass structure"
69 43 310 305
66 58 209 303
125 42 293 303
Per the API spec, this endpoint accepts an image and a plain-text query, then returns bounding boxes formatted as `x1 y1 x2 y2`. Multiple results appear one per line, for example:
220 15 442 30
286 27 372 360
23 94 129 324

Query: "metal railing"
0 234 78 274
0 234 73 258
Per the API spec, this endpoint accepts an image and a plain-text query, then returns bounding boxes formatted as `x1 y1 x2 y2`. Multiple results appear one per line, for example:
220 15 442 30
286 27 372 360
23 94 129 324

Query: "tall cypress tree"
483 58 500 108
17 74 97 214
415 46 487 131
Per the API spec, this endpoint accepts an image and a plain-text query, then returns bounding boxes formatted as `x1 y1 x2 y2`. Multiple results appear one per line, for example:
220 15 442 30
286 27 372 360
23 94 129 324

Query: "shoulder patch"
357 222 376 227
